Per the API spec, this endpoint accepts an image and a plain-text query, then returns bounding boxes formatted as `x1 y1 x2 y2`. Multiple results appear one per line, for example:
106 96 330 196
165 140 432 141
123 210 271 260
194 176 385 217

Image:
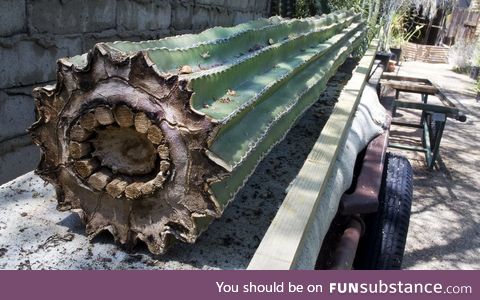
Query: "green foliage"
269 1 378 60
271 0 365 18
271 0 296 17
294 0 315 18
387 7 423 48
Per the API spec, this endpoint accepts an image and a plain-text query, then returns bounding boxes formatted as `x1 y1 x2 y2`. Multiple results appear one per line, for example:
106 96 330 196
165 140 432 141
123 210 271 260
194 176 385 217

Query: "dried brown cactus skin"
30 48 225 253
29 11 366 254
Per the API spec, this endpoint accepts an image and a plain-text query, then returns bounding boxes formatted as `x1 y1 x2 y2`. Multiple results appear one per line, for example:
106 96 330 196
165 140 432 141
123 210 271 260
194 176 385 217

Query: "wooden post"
248 40 378 270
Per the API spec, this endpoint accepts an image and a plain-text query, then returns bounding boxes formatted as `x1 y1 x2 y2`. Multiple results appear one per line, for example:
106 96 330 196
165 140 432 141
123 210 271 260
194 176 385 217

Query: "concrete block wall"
0 0 270 184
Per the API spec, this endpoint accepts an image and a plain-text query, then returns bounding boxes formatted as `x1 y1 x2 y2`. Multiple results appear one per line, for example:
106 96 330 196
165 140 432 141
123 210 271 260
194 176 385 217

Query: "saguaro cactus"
30 10 366 254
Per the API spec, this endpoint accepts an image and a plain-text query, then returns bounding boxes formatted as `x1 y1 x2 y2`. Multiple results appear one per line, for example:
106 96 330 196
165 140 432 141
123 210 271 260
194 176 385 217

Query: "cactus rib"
208 29 367 206
188 15 360 119
208 24 366 171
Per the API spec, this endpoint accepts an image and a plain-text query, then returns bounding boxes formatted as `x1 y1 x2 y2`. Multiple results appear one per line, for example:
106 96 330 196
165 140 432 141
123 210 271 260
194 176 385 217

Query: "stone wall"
0 0 269 184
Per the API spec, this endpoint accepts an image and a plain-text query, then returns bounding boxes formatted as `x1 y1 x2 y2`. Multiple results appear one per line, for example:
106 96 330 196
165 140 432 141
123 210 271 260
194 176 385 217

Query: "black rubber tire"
354 153 413 269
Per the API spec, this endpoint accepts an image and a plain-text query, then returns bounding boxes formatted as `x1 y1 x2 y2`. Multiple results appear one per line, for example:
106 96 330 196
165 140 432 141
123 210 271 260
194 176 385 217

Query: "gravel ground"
387 61 480 270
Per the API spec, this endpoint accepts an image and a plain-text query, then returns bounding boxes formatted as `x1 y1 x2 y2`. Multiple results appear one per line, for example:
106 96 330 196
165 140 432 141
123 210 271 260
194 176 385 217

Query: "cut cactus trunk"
29 10 367 254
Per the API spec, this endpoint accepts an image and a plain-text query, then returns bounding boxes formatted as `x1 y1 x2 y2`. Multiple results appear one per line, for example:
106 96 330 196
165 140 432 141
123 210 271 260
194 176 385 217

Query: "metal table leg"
429 113 447 169
422 114 433 168
420 93 428 125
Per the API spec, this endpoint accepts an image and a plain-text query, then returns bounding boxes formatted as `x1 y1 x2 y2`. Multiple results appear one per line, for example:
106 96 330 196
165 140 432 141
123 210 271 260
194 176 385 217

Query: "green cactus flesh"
30 10 366 255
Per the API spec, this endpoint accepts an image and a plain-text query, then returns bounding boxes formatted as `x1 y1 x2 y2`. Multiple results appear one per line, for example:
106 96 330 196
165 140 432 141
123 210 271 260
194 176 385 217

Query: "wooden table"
380 74 466 169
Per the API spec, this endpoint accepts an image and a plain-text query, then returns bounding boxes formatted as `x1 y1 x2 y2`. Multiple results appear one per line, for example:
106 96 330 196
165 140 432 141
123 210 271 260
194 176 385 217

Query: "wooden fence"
402 42 450 64
445 7 480 44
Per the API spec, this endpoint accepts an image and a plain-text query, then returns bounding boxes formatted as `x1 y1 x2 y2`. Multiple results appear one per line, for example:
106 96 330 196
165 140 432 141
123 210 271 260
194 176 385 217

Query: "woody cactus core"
29 10 366 254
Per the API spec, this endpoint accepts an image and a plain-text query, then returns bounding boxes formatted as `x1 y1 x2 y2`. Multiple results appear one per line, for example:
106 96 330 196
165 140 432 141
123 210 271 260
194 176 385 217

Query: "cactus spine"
30 10 366 254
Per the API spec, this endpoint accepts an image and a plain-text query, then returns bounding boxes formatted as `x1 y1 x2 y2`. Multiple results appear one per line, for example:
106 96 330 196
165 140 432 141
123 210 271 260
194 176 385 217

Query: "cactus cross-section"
29 10 366 254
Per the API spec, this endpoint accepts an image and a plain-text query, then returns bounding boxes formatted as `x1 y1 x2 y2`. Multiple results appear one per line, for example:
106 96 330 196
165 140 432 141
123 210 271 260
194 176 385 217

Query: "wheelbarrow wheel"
354 153 413 269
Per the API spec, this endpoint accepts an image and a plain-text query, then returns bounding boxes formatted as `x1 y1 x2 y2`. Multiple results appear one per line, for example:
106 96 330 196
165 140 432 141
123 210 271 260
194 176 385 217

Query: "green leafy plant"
328 0 363 12
387 8 423 48
293 0 312 17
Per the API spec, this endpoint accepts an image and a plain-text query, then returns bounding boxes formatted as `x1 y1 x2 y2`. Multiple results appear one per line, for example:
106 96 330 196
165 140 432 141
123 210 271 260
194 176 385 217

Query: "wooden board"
401 42 449 64
247 39 379 270
380 80 438 95
381 74 431 84
380 74 439 95
381 75 464 120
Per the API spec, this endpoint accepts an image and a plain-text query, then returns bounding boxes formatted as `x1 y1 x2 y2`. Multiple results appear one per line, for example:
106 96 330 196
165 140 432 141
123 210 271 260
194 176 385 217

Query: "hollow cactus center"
67 104 172 200
92 127 158 176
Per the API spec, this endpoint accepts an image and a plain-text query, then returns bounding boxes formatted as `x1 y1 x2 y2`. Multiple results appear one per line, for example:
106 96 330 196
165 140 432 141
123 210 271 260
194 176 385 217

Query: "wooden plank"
380 80 438 95
447 7 464 38
380 74 439 94
381 74 431 84
395 100 461 118
401 42 449 63
247 39 379 270
436 90 457 108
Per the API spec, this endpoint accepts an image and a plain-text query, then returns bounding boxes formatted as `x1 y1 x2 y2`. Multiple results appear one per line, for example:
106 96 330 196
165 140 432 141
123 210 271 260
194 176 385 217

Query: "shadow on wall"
0 0 270 185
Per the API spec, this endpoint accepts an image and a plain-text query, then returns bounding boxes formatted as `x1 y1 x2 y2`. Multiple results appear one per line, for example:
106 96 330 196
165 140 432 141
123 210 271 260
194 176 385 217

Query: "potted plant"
388 11 406 65
387 8 423 65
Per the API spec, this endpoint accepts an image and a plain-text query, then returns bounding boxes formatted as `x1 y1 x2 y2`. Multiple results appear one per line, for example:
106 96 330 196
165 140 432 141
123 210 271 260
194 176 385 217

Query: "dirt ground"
387 61 480 269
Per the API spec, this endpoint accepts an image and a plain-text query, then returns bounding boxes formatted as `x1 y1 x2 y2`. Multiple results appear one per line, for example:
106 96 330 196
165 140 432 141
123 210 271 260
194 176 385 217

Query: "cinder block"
0 0 26 36
0 91 35 141
208 7 234 27
233 11 254 25
224 0 250 10
254 0 269 12
117 0 171 32
171 1 193 30
28 0 86 34
192 6 210 30
83 30 120 51
84 0 117 32
0 36 83 89
125 30 170 41
0 140 40 184
254 12 266 20
0 38 54 88
56 35 84 58
196 0 225 6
